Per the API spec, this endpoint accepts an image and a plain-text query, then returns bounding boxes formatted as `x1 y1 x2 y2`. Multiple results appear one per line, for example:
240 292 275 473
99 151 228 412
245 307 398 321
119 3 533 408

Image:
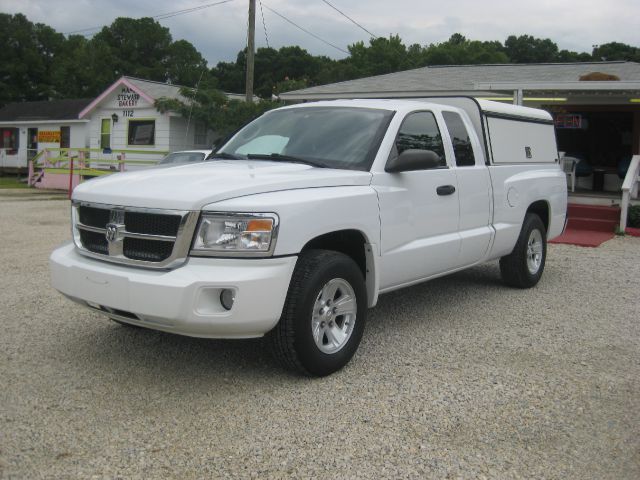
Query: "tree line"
2 13 639 136
3 12 640 106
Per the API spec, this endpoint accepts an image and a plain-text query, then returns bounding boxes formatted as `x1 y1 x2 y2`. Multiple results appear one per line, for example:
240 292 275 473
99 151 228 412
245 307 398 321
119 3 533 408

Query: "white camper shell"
418 97 558 165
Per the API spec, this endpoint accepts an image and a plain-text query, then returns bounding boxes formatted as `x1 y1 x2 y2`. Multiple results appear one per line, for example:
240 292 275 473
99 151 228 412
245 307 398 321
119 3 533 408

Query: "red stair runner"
550 203 619 247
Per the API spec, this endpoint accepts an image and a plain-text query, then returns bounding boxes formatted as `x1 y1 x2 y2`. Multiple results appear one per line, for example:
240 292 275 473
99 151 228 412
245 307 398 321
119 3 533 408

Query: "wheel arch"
300 229 379 308
525 199 550 235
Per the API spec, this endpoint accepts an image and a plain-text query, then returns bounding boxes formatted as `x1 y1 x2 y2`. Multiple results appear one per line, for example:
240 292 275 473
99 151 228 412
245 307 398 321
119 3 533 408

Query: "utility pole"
245 0 256 102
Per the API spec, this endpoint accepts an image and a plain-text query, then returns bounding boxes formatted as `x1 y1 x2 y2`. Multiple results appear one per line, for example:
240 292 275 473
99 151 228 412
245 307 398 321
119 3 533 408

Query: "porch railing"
28 147 168 192
619 154 640 231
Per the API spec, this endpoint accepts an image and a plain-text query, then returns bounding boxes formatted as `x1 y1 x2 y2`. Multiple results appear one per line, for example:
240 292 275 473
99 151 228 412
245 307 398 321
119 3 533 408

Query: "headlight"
190 213 279 257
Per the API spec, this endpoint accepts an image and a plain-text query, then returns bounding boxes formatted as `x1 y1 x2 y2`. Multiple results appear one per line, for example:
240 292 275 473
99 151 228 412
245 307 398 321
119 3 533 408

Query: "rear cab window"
442 111 476 167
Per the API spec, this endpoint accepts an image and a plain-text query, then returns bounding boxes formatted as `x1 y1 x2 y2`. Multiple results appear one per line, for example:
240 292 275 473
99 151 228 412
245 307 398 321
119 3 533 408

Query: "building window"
60 126 71 149
128 120 155 146
0 128 19 155
442 111 476 167
100 119 111 149
194 122 207 146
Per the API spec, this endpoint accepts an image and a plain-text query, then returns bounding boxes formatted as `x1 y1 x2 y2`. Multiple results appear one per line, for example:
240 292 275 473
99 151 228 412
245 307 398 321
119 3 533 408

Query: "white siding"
0 122 88 169
88 90 168 165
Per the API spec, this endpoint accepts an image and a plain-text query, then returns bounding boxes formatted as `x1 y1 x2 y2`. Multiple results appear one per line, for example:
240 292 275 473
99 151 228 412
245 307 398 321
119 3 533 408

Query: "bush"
628 205 640 228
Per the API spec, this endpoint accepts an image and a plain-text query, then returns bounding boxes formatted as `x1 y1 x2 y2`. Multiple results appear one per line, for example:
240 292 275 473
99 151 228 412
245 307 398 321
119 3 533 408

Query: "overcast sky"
4 0 639 66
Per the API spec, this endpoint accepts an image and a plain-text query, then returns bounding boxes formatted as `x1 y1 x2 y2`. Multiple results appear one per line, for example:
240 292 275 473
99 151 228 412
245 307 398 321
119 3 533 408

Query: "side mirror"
385 149 444 173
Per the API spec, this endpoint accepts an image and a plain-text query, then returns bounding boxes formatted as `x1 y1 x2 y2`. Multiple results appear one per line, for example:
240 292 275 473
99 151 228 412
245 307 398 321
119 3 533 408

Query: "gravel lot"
1 191 639 479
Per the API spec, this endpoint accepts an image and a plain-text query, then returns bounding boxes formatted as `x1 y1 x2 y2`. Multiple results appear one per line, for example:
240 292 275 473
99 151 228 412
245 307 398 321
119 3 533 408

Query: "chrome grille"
124 211 182 236
72 202 199 269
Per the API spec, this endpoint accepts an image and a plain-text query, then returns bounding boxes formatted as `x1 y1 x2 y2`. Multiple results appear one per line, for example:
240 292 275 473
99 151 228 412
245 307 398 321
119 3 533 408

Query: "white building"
0 99 91 172
78 76 222 163
0 76 249 174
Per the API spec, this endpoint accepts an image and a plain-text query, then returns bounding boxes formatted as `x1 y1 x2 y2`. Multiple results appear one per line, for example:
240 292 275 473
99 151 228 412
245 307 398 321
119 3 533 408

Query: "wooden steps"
550 203 620 247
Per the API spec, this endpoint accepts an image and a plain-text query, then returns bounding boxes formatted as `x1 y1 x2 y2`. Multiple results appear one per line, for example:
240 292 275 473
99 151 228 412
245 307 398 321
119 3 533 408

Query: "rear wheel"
500 213 547 288
269 249 367 376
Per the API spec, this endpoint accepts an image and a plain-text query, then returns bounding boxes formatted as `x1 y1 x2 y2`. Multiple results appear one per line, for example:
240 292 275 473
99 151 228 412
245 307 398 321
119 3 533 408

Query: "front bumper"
50 242 297 338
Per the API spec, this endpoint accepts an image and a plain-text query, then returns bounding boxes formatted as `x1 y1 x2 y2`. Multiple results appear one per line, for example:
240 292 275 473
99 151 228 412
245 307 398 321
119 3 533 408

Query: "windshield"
160 151 207 165
218 107 394 171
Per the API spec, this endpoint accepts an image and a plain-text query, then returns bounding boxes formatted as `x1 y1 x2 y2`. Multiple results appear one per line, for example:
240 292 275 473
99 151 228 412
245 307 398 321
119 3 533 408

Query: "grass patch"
0 176 29 189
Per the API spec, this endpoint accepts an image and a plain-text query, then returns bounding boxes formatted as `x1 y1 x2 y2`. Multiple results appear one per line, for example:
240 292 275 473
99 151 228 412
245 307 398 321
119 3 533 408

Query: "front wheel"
269 249 367 376
500 213 547 288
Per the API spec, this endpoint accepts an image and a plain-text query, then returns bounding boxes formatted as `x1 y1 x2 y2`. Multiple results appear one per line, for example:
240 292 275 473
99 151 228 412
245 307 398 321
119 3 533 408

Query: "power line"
261 3 349 55
259 0 270 49
319 0 377 39
64 0 234 36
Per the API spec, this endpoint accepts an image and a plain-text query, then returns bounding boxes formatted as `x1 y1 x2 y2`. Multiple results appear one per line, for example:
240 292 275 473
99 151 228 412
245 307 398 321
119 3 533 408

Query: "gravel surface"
1 194 639 479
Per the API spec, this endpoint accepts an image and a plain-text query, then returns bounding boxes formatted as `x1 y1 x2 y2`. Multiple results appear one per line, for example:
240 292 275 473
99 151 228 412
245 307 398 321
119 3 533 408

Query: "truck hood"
72 160 373 210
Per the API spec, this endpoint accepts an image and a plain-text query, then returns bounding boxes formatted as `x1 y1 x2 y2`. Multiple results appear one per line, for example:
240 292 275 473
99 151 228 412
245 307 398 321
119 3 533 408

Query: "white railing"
620 155 640 231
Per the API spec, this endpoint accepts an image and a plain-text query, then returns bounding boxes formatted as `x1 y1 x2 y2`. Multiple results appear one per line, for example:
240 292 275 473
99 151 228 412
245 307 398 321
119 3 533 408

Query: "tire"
269 249 367 377
500 213 547 288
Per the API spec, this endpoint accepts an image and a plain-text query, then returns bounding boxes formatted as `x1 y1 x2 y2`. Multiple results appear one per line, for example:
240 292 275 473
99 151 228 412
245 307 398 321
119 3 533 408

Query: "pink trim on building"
78 77 156 119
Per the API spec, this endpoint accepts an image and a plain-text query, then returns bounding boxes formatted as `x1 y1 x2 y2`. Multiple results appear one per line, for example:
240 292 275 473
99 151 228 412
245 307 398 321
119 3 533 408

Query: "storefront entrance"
27 128 38 160
548 105 640 191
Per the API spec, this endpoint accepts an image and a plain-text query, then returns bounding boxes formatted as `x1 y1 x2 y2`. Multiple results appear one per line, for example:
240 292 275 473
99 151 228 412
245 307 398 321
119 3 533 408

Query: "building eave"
78 77 156 119
474 81 640 91
280 90 504 101
0 119 90 126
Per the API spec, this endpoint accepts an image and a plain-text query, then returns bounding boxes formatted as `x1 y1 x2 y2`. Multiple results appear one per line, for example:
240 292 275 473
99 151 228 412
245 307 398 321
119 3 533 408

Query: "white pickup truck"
50 98 567 376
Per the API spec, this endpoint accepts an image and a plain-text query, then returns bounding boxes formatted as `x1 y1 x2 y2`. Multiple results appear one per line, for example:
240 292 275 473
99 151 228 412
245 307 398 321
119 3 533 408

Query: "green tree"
211 45 325 98
90 17 172 81
504 34 559 63
556 49 592 62
348 35 409 76
155 83 279 138
592 42 640 62
423 34 508 65
0 13 65 105
165 39 209 86
50 34 98 98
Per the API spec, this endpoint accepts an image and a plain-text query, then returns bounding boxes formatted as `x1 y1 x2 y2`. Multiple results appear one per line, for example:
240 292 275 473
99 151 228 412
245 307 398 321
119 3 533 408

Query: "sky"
3 0 639 66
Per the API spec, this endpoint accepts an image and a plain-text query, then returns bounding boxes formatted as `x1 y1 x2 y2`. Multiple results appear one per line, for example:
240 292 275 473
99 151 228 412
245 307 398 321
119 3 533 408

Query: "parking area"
1 192 639 479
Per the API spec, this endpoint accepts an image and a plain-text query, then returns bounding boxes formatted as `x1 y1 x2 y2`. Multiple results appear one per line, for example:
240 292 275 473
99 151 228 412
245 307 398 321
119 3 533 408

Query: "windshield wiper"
246 153 329 168
206 152 244 160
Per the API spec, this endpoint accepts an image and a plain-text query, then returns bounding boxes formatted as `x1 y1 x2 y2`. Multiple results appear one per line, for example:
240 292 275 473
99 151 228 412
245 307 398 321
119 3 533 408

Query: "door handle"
436 185 456 196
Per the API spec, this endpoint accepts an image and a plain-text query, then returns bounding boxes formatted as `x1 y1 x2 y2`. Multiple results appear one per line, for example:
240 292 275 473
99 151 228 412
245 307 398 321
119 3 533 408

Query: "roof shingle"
282 61 640 99
0 98 93 121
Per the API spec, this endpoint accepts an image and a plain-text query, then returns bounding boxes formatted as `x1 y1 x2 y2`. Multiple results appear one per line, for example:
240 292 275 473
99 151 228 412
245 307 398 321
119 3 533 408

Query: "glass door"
27 128 38 160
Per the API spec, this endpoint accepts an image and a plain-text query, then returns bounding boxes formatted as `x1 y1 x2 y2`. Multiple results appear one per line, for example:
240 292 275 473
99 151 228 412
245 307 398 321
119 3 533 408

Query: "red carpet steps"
549 204 619 247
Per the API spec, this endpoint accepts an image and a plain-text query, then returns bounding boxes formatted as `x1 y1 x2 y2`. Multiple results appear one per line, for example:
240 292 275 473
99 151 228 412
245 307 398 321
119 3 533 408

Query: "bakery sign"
116 87 140 108
37 130 60 143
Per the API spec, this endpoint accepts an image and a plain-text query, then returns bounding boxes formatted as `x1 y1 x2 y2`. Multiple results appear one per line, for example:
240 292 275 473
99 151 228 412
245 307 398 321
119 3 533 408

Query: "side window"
0 128 20 155
194 122 208 146
395 111 446 166
442 111 476 167
128 120 155 146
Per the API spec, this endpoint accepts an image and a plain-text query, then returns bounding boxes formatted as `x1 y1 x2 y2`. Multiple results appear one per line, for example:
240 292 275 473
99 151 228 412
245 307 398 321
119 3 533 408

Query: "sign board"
38 130 60 143
554 114 582 129
116 87 140 108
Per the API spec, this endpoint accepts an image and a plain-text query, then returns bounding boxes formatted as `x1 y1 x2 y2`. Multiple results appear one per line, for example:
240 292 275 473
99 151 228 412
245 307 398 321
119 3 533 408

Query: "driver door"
372 110 461 290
